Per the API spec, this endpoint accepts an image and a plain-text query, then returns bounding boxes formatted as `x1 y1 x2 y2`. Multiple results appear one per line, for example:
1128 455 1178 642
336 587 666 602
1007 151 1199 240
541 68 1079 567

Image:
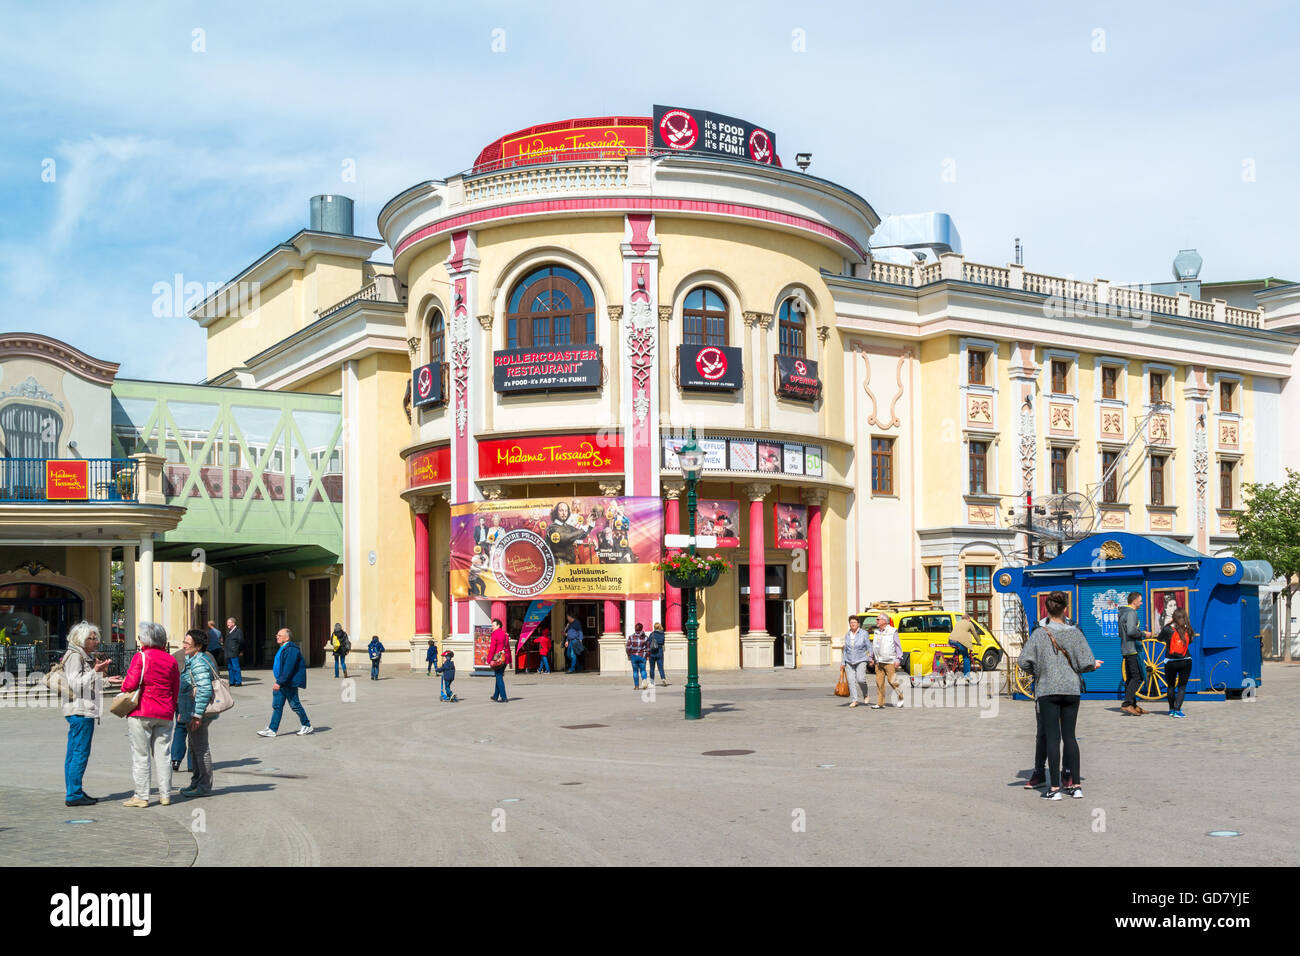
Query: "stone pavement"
1 663 1296 866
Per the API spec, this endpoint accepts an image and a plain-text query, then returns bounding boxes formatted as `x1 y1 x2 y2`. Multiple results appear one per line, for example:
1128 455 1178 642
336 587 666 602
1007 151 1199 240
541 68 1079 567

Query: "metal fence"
0 458 137 502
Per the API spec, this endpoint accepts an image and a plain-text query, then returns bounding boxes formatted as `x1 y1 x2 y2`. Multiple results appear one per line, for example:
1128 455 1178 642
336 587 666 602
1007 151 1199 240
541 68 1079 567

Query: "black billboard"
493 346 602 393
653 105 777 165
679 344 743 391
412 362 444 407
774 355 822 403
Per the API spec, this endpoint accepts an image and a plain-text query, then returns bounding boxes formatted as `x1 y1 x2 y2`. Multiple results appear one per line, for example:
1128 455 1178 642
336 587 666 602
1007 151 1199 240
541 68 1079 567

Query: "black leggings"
1037 694 1081 789
1165 658 1192 712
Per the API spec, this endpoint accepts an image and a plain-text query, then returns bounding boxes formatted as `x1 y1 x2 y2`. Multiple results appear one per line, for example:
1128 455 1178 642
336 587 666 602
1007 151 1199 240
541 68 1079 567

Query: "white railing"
464 163 629 203
1224 305 1260 327
870 260 917 285
963 262 1010 287
317 282 379 318
1189 299 1215 321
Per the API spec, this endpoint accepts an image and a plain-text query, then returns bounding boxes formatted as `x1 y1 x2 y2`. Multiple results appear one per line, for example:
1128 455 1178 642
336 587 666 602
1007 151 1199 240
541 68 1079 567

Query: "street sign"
664 534 717 548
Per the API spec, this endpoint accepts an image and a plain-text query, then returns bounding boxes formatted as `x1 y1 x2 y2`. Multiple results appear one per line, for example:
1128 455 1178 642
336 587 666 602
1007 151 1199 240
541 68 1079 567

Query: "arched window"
505 265 596 349
778 297 807 357
682 287 728 346
427 309 445 365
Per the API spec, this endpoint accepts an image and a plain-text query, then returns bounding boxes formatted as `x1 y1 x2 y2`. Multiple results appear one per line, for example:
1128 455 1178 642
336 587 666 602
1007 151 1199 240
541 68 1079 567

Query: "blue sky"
2 0 1297 382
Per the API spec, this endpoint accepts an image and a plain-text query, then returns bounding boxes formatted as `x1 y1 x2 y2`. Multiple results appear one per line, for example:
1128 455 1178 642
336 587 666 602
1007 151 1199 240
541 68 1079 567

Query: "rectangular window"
1051 446 1068 494
968 350 987 386
1150 372 1165 404
926 566 942 605
969 440 988 494
1220 380 1235 413
1051 360 1068 394
1101 366 1118 400
871 438 894 495
1150 454 1166 507
1102 451 1119 504
964 565 993 630
1220 460 1234 510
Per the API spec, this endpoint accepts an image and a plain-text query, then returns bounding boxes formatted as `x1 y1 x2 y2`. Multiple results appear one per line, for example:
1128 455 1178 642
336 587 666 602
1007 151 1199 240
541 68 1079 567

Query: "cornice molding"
0 333 120 385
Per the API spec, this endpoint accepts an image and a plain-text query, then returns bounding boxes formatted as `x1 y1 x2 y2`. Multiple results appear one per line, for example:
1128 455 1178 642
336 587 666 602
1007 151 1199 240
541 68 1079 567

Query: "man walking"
224 617 244 686
258 628 312 737
646 620 668 686
1119 592 1150 715
564 612 584 673
626 622 649 691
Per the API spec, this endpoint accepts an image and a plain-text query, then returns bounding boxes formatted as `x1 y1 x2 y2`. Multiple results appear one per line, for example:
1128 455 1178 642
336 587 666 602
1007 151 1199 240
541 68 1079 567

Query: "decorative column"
410 498 433 670
123 543 137 653
620 214 661 641
445 230 481 647
802 487 831 666
138 533 155 627
598 599 625 674
662 479 686 670
1186 366 1212 554
741 483 773 668
98 546 113 639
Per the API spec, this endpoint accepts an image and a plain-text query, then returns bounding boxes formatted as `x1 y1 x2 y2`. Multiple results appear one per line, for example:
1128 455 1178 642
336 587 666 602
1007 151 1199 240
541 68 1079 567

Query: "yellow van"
853 602 1004 676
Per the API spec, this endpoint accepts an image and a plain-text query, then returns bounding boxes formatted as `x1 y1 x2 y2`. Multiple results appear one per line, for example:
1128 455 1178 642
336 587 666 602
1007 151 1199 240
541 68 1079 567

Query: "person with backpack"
646 620 668 686
435 649 457 701
1017 591 1103 800
626 622 650 691
426 640 439 676
564 611 585 673
1159 606 1194 718
330 623 350 679
367 635 385 681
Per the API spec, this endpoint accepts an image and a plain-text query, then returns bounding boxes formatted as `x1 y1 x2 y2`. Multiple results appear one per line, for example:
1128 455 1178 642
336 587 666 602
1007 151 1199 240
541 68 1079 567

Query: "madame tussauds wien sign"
493 346 602 393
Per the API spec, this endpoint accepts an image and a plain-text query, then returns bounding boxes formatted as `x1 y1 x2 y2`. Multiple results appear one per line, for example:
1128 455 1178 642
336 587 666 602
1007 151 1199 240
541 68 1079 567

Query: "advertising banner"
774 355 823 402
774 502 808 549
662 436 726 470
452 496 662 600
661 434 825 478
46 460 89 500
678 344 743 391
493 347 602 393
783 444 804 475
406 446 450 490
518 599 557 647
696 499 740 547
473 624 494 668
478 432 623 480
412 362 444 407
501 124 648 166
757 442 783 473
653 105 777 165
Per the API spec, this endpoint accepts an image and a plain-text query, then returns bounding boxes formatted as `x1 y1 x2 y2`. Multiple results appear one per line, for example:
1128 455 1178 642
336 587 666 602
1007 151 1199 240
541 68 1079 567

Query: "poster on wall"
492 347 602 393
678 344 743 391
728 440 756 471
653 105 777 165
451 496 663 599
782 444 804 475
774 356 823 402
45 460 90 500
774 503 808 549
697 499 740 547
1150 587 1188 630
1035 591 1074 624
662 436 726 470
411 362 444 407
757 442 782 473
804 445 823 477
477 432 622 480
473 624 494 668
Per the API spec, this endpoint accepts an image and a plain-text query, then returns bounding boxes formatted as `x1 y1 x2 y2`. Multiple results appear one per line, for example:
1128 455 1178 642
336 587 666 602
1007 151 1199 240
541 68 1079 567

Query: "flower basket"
665 566 722 590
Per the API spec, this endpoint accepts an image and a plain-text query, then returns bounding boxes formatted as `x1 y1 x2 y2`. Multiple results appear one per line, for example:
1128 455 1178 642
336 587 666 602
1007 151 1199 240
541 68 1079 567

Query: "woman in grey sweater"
1017 591 1102 800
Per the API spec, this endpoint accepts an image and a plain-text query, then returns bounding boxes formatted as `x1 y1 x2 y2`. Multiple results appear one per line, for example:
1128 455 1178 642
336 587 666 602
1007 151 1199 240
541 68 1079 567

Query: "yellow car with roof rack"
852 601 1005 676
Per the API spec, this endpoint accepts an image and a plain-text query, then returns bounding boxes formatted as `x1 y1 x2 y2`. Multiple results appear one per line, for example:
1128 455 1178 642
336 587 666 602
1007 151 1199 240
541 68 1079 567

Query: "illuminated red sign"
501 125 648 166
477 433 624 480
46 460 89 500
406 446 451 489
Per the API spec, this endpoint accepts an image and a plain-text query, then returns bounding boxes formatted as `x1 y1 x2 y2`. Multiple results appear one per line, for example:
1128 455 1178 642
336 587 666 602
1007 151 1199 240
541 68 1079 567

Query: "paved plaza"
2 662 1297 867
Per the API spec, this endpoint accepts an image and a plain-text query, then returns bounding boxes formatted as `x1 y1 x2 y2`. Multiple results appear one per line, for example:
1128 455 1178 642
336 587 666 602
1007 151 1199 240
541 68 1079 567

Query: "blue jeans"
64 716 94 801
538 653 550 673
491 670 508 701
370 660 380 680
269 685 310 732
441 678 454 700
567 647 582 673
953 646 972 676
334 654 348 677
170 721 192 768
647 653 665 681
227 655 242 685
630 655 647 686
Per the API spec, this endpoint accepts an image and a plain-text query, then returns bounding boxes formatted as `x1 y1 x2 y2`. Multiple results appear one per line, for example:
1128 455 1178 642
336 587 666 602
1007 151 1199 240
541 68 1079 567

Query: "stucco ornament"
1194 417 1209 529
625 298 655 426
1018 400 1036 491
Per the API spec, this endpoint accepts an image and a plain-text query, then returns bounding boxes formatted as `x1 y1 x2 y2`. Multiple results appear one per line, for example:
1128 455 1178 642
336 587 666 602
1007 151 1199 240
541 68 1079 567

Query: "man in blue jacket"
257 627 313 737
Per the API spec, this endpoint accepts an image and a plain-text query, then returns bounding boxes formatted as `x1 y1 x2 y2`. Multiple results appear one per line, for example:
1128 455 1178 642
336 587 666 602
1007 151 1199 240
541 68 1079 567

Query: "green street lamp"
677 429 706 720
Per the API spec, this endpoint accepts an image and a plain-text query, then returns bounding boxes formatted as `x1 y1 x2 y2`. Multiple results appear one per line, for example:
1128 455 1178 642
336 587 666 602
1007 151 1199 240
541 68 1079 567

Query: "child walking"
426 640 438 676
435 649 457 701
367 635 385 681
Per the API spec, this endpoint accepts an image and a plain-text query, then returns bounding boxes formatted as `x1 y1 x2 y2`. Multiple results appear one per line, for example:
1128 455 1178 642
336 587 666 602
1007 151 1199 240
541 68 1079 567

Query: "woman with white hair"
60 621 113 807
118 621 180 808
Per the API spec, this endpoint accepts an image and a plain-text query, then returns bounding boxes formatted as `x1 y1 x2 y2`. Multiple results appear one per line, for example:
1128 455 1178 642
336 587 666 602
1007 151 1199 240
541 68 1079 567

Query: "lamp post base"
684 679 702 720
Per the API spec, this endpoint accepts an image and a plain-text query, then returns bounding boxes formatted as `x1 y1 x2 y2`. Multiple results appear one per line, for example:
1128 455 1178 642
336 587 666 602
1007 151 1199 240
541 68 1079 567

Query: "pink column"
807 499 823 632
604 600 621 634
747 487 767 634
664 487 682 632
414 505 432 635
490 601 507 627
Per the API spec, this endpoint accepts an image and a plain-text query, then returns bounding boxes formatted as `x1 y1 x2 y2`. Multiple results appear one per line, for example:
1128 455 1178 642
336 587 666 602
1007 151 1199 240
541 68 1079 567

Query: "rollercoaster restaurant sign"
492 346 603 393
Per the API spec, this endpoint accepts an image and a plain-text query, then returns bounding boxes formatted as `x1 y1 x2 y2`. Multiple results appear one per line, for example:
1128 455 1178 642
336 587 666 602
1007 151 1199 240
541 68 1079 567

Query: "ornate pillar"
138 533 155 627
1186 366 1212 554
98 545 113 639
123 543 137 653
446 230 481 645
802 487 831 665
620 214 661 639
662 480 686 670
598 599 625 674
411 497 433 670
741 483 772 668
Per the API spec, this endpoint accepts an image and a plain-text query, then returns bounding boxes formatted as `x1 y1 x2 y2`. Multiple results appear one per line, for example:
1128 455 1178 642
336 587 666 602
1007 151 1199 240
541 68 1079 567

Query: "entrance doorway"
0 582 85 652
738 565 788 667
240 581 268 667
308 578 330 668
563 600 600 672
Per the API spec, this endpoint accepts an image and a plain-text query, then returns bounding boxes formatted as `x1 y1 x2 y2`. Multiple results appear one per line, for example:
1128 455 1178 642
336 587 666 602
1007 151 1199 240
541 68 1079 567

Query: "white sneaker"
296 725 314 736
256 728 276 738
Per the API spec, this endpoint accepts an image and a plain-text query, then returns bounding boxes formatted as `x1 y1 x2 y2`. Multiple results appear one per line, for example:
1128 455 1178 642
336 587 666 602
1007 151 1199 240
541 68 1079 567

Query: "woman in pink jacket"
118 622 181 807
488 618 510 703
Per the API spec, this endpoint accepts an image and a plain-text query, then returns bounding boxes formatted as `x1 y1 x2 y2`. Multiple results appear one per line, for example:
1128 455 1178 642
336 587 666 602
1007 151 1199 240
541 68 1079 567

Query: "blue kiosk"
993 533 1270 701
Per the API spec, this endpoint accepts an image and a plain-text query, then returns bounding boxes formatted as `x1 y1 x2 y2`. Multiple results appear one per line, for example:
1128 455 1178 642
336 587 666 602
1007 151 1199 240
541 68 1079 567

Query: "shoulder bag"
110 652 146 718
834 665 850 697
43 650 76 702
202 653 234 716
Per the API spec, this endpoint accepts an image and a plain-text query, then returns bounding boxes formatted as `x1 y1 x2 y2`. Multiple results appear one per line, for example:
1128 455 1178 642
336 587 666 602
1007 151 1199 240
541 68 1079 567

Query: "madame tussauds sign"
478 432 624 479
